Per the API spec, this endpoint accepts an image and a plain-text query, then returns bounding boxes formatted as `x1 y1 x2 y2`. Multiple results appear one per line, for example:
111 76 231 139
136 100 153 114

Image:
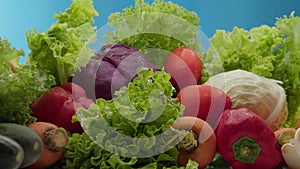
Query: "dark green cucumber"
0 123 42 168
0 134 24 169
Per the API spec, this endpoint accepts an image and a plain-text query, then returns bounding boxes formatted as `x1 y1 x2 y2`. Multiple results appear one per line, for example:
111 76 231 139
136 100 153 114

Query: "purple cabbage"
73 44 158 100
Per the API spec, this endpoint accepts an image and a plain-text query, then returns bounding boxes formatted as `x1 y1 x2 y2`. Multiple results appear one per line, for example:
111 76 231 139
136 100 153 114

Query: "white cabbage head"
205 69 288 130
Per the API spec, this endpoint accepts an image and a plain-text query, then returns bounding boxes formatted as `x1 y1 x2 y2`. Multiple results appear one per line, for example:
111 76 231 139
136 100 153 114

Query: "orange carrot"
172 116 216 169
25 122 68 169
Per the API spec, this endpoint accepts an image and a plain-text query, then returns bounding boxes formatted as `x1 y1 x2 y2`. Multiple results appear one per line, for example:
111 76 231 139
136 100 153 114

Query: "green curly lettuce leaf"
62 132 138 169
0 38 55 125
0 63 55 125
106 0 201 53
62 67 189 168
26 0 98 85
0 37 25 72
274 12 300 127
205 12 300 127
62 132 198 169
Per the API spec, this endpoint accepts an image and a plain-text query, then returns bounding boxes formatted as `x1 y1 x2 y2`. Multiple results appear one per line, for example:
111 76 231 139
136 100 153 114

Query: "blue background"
1 0 300 63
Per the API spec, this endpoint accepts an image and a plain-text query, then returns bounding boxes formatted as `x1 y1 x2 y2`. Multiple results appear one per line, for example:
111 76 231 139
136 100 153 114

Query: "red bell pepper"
216 108 283 169
29 82 94 133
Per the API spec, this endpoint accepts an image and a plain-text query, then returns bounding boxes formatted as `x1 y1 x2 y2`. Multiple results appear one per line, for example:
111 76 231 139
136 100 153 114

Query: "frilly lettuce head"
62 67 198 168
106 0 201 53
26 0 98 85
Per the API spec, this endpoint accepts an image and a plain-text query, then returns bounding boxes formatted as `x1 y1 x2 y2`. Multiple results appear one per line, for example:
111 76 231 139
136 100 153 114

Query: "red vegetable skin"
296 117 300 129
30 82 94 133
61 82 94 109
177 85 232 129
216 108 282 169
164 46 203 90
172 116 216 169
61 82 87 100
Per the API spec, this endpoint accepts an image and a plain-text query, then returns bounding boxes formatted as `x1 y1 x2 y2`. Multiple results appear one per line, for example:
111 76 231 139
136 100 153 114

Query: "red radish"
177 85 232 129
164 46 203 90
30 82 94 133
26 122 68 169
172 116 216 169
61 82 88 100
216 108 283 169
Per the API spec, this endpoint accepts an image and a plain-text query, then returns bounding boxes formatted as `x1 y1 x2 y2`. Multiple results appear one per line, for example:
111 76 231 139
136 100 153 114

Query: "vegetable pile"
1 0 300 168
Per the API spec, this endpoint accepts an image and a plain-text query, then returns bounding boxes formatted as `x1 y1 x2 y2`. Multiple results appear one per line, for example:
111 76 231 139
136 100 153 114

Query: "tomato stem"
232 136 261 163
177 130 198 152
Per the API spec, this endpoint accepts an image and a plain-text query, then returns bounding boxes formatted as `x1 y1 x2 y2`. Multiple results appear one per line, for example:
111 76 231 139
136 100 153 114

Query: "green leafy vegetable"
0 38 55 125
106 0 201 53
184 160 199 169
26 0 99 85
205 12 300 127
0 37 24 72
62 133 198 169
62 67 187 168
274 12 300 127
0 37 24 61
62 132 131 169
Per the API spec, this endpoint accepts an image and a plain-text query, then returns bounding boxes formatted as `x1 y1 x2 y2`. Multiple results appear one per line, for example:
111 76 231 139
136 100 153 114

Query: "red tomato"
164 46 203 90
177 85 232 129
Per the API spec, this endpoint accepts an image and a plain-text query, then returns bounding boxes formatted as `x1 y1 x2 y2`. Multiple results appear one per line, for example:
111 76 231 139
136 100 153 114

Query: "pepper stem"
177 130 198 152
232 136 261 163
